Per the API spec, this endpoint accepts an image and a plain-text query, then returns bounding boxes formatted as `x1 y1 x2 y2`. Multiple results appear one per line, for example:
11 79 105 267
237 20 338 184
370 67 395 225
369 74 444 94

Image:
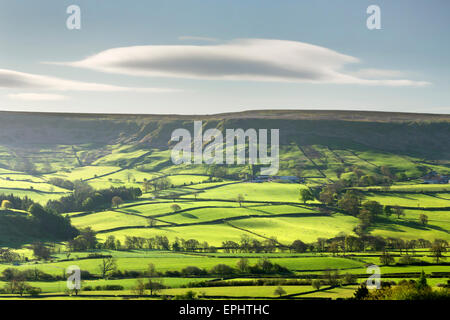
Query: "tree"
111 196 123 208
394 206 405 219
319 187 335 205
98 257 117 279
290 240 307 253
416 270 429 291
103 235 116 250
353 283 369 300
323 269 340 286
31 242 51 260
362 201 383 217
82 197 94 210
147 263 158 277
316 238 327 252
236 194 245 207
126 172 134 183
312 279 322 290
274 286 286 297
328 241 340 256
430 239 447 263
236 258 249 273
171 204 181 212
146 263 164 296
132 279 146 296
211 264 234 277
337 191 360 216
419 214 428 226
380 166 393 178
148 218 157 227
384 205 393 217
142 180 152 193
380 251 395 265
1 200 13 210
299 188 314 204
147 278 164 296
154 177 171 191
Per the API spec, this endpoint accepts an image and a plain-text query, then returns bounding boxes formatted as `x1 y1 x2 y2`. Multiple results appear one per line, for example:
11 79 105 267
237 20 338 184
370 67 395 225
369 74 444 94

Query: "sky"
0 0 449 115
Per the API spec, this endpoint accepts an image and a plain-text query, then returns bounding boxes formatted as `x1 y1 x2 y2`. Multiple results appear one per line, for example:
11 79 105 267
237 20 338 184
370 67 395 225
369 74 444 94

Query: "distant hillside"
0 110 448 159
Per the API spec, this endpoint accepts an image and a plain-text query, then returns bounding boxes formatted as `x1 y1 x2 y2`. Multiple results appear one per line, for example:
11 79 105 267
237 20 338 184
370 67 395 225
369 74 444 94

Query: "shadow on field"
374 216 449 234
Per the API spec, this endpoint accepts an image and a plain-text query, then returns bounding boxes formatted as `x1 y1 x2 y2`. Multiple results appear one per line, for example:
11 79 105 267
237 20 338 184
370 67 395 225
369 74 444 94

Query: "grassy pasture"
44 166 121 182
70 210 152 232
160 285 313 297
364 192 450 208
230 214 359 244
92 148 149 166
0 189 68 204
157 203 315 225
0 277 212 294
196 182 312 203
357 184 450 192
116 200 243 218
0 179 68 193
0 254 365 276
97 224 251 247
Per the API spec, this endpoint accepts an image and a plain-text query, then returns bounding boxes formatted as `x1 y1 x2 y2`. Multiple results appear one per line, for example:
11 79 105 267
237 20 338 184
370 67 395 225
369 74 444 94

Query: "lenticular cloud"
62 39 430 87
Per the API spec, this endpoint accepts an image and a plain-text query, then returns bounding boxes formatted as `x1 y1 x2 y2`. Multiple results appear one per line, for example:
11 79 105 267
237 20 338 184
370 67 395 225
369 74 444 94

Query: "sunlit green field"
0 141 449 301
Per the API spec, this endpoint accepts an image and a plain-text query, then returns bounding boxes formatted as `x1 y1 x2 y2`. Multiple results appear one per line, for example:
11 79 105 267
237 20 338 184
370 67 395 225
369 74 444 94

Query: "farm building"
250 175 302 183
422 172 449 184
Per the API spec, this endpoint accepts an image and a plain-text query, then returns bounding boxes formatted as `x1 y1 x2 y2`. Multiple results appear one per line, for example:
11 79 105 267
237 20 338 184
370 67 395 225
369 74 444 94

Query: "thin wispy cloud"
7 93 67 101
351 68 406 79
0 69 180 93
58 39 430 87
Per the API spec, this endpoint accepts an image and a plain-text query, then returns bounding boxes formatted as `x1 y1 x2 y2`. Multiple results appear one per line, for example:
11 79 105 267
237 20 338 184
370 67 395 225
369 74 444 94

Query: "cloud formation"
0 68 179 92
7 93 67 101
61 39 430 87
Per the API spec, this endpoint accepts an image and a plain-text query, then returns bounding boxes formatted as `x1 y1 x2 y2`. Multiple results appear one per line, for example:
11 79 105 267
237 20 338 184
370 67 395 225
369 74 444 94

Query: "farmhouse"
250 175 302 183
422 171 449 184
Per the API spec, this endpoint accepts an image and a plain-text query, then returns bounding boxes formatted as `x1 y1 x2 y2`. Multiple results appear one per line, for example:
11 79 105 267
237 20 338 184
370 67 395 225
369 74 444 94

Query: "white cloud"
351 68 405 79
7 93 67 101
0 68 180 92
59 39 430 87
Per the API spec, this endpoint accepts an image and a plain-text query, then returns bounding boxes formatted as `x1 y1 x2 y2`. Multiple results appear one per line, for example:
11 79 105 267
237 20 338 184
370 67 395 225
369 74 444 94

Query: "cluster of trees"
173 258 290 277
66 227 97 251
317 184 430 237
0 249 22 263
102 235 215 252
68 233 215 253
354 271 450 300
222 235 279 253
288 235 448 264
1 268 65 282
48 178 75 191
46 182 142 213
0 269 43 296
28 203 78 240
331 165 400 189
74 229 448 266
0 194 78 242
0 194 34 212
207 165 228 179
142 177 171 194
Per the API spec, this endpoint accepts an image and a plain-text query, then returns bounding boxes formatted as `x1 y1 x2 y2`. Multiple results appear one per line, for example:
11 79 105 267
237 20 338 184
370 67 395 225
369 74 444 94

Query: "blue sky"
0 0 449 114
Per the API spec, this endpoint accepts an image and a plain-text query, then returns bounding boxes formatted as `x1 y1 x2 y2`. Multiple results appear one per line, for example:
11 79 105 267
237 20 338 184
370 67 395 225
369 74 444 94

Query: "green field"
0 111 448 300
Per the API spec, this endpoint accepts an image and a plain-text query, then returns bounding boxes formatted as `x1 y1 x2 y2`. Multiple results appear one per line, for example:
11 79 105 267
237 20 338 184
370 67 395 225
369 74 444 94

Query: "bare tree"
111 196 123 208
98 257 117 279
236 194 245 207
